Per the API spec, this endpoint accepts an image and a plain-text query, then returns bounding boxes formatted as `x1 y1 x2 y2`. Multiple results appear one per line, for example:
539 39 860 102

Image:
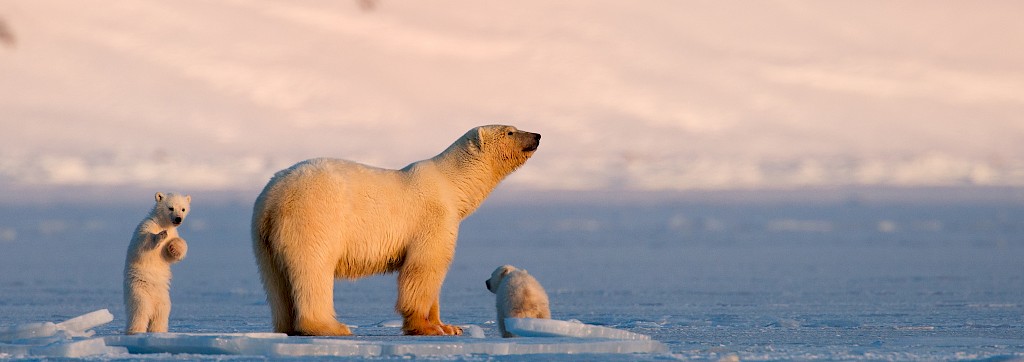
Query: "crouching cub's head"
485 265 519 293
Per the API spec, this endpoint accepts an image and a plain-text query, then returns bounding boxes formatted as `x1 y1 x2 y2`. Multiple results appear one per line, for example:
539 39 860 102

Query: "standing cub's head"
485 265 519 293
153 192 191 227
462 125 541 174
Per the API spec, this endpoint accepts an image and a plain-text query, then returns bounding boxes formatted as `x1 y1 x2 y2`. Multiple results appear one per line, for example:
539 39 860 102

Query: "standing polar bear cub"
485 265 551 338
124 192 190 335
252 125 540 336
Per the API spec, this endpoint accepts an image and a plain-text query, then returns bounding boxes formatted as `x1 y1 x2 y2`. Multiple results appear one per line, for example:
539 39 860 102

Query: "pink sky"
1 1 1022 196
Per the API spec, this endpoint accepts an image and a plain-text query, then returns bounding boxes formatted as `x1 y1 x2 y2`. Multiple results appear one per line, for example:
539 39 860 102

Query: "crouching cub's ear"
486 265 518 292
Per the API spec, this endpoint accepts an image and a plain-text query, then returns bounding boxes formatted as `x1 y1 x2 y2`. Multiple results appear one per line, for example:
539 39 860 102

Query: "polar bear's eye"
168 207 174 211
506 131 514 136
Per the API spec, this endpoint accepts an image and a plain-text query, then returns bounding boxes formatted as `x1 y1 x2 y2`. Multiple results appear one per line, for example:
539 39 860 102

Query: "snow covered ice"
2 190 1024 360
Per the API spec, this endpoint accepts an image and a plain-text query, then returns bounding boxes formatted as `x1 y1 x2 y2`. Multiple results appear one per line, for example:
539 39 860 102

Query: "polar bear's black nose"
485 280 491 290
173 217 182 225
522 132 541 152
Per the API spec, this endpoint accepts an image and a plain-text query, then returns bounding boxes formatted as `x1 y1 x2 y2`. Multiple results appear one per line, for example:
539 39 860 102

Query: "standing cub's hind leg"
125 293 152 335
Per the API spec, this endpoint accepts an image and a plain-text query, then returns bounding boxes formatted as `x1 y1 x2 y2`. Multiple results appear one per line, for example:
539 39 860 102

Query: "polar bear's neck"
427 147 508 219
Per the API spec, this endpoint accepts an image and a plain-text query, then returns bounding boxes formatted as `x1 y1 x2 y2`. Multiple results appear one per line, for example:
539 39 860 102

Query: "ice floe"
505 318 653 340
2 310 665 358
106 332 668 358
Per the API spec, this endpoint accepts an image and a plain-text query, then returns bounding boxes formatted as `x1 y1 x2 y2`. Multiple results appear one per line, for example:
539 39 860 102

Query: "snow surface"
1 189 1023 360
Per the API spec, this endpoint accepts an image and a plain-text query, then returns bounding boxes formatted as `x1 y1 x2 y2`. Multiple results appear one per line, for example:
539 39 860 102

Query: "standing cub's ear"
185 195 192 203
155 192 165 202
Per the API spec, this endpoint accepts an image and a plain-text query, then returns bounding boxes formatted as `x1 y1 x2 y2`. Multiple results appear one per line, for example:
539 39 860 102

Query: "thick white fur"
252 125 541 336
486 265 551 338
123 192 190 335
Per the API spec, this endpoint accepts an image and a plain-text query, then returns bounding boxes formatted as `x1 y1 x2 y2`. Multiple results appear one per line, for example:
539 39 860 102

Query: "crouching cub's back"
486 265 551 337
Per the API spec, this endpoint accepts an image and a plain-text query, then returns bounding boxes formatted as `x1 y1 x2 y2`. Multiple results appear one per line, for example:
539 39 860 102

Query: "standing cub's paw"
163 237 188 262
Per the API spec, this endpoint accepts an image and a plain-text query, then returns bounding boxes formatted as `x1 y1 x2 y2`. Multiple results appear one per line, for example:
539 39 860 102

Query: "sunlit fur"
252 125 540 336
486 265 551 338
124 192 191 335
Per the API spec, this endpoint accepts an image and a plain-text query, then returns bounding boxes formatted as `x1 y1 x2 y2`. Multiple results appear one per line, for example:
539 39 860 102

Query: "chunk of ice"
0 322 58 342
56 309 114 336
271 338 383 357
460 324 485 339
106 332 289 355
504 318 652 340
0 309 122 358
29 337 127 358
0 343 31 356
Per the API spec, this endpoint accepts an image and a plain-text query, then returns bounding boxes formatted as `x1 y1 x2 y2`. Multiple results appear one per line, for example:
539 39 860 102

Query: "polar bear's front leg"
397 243 462 336
430 298 463 335
162 237 188 263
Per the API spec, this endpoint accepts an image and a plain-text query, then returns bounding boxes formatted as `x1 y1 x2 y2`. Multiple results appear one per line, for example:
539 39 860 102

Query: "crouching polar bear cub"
486 265 551 338
252 125 541 336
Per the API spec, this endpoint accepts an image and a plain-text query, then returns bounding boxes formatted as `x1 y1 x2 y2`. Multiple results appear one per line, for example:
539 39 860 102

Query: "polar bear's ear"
185 195 192 204
155 192 165 202
466 127 483 152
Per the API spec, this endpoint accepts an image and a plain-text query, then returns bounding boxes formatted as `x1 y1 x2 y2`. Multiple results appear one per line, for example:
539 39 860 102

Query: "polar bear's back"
253 157 430 277
261 158 409 207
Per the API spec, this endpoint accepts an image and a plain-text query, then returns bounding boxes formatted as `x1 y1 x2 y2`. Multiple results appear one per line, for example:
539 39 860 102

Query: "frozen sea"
1 188 1023 360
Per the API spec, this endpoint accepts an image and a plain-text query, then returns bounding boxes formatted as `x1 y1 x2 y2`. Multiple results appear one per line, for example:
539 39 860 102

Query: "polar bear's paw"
439 324 463 336
294 318 353 336
163 237 188 262
403 321 463 336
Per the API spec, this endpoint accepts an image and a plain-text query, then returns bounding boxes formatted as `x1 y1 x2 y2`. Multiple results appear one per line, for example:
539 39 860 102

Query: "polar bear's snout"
172 216 183 226
520 132 541 152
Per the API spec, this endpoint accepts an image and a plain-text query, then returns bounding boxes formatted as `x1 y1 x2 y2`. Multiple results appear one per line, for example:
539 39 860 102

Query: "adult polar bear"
252 125 540 336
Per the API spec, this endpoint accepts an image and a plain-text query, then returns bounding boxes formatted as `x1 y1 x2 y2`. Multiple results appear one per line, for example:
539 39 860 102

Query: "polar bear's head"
463 125 541 175
485 265 518 293
154 192 192 227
